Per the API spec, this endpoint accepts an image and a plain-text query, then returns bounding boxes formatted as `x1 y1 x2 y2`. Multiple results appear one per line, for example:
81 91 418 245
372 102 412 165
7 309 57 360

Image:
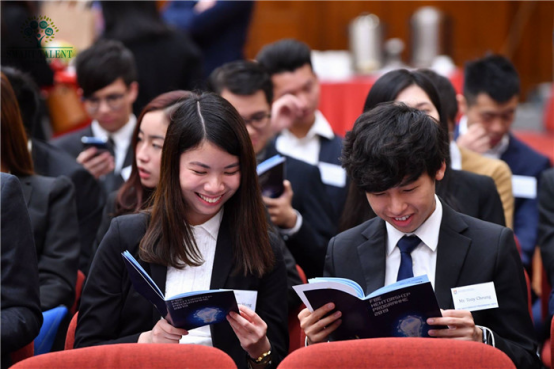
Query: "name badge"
512 175 537 199
318 162 347 187
451 282 499 311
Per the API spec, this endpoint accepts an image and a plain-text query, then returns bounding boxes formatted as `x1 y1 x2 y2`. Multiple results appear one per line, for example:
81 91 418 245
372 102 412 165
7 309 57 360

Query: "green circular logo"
40 21 48 29
30 20 38 29
45 28 54 36
23 27 33 36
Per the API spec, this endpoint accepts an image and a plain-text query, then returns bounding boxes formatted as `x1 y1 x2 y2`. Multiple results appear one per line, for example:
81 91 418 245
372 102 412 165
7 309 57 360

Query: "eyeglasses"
83 93 126 113
243 113 271 129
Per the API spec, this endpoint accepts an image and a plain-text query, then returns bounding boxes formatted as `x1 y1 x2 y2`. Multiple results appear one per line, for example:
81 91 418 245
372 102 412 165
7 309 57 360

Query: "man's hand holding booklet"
293 275 447 341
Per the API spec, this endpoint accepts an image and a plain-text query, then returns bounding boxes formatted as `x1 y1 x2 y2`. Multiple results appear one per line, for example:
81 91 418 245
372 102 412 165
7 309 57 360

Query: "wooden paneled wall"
244 1 553 100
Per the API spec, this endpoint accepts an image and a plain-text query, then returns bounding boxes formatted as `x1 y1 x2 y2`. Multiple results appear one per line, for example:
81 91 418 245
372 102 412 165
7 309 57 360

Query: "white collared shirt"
275 110 335 166
165 209 223 346
384 195 443 289
458 116 509 160
449 141 462 170
91 115 137 174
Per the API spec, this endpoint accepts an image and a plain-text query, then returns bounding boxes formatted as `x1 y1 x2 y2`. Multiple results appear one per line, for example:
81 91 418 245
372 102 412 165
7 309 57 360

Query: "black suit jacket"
538 169 554 310
17 174 80 311
75 212 289 369
319 135 349 224
31 138 104 273
50 125 134 195
325 201 540 368
1 174 42 369
264 143 337 278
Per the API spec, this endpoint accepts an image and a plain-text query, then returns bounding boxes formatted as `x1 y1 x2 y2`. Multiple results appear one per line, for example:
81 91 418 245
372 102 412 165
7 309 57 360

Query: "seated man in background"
256 39 348 224
455 55 551 269
299 103 540 369
209 60 336 279
538 168 554 316
420 69 514 229
4 66 103 274
1 173 42 368
51 39 139 195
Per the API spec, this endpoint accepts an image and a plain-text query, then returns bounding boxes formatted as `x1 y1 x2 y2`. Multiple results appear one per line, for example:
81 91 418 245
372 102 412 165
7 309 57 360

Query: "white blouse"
164 210 223 346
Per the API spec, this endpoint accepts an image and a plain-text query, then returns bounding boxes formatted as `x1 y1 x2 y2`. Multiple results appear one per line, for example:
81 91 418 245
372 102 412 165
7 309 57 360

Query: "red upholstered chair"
70 270 85 315
277 338 516 369
12 343 237 369
64 312 79 350
289 265 308 353
9 342 34 366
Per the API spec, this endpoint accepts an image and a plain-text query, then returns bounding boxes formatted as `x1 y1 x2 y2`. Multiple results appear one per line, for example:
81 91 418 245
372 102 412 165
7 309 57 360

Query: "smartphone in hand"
81 136 109 153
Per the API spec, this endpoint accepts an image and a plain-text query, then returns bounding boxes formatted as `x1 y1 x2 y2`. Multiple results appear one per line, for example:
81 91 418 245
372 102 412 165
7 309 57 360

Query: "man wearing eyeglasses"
52 40 138 195
209 60 336 281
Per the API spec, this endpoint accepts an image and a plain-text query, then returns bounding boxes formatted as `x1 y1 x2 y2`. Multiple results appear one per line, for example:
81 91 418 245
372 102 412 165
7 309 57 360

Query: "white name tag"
512 175 537 199
318 162 347 188
233 290 258 311
451 282 499 311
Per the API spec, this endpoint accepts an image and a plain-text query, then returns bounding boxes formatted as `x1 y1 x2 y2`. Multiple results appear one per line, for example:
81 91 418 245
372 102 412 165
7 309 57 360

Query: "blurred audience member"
101 1 202 116
4 66 103 274
539 169 554 316
163 0 254 80
51 40 138 195
1 72 79 311
456 55 552 269
1 173 42 369
257 39 348 223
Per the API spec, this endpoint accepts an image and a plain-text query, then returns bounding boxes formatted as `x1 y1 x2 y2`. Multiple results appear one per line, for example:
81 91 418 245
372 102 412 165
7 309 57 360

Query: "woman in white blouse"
75 92 289 369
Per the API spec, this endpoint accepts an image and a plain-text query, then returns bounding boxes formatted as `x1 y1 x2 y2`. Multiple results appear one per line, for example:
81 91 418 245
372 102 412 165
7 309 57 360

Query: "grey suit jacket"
325 201 540 369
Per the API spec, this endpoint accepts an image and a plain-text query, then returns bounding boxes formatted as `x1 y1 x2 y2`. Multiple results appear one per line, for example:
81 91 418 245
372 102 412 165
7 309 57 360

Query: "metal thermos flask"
410 6 449 68
349 13 383 73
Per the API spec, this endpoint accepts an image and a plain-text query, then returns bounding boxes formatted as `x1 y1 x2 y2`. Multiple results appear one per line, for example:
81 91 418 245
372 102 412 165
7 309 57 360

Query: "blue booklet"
121 251 239 330
257 155 286 198
293 275 446 341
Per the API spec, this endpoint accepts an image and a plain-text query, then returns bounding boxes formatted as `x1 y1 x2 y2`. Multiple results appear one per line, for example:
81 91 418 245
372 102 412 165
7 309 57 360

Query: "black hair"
342 102 449 194
76 39 137 98
100 1 170 44
419 69 458 128
208 60 273 104
255 38 313 76
2 66 41 137
464 54 520 105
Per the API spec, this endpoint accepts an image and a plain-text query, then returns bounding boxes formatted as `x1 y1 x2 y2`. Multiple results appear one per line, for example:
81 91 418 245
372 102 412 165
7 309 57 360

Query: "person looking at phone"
51 39 139 194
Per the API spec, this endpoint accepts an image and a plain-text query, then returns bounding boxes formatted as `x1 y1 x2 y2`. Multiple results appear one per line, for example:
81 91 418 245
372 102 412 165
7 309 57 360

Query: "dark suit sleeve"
539 170 554 289
90 191 117 266
286 164 337 278
1 174 42 356
476 227 541 368
38 176 80 310
75 218 145 347
477 175 506 228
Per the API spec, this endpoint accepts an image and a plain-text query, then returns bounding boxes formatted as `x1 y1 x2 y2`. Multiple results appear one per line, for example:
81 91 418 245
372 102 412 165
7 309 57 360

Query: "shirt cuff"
278 210 303 236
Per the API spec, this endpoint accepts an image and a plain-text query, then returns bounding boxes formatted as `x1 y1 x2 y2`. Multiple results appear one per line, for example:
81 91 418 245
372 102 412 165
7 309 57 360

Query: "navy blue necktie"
396 235 421 281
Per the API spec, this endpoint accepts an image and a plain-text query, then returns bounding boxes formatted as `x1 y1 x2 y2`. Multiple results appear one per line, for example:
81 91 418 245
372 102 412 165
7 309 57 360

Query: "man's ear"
457 94 467 115
128 82 139 104
435 161 447 181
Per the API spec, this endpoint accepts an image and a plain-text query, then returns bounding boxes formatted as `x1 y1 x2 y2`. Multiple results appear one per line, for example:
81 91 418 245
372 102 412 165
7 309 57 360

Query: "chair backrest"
12 343 237 369
70 270 86 315
64 312 79 350
277 338 516 369
10 342 34 366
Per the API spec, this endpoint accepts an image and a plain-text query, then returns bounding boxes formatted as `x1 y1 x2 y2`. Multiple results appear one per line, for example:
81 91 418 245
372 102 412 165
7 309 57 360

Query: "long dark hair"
115 90 192 216
0 72 34 176
139 92 274 277
339 69 457 232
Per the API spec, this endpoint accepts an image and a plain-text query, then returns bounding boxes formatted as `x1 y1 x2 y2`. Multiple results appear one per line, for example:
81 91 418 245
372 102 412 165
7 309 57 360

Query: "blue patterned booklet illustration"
257 155 286 198
293 275 446 341
121 251 239 330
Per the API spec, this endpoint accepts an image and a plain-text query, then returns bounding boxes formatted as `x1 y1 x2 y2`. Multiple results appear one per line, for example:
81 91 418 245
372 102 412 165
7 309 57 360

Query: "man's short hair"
255 38 312 76
208 60 273 104
464 54 520 106
342 102 449 194
419 69 458 125
76 39 137 98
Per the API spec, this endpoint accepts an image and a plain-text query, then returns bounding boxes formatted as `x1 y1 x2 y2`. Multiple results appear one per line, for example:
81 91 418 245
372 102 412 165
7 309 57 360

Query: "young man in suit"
51 39 139 195
299 103 540 368
256 39 347 223
455 55 551 269
209 60 336 279
4 66 103 274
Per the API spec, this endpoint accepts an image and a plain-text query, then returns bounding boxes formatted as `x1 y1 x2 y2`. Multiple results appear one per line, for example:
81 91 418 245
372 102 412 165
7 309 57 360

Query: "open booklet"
257 155 286 198
121 251 240 331
293 275 446 341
